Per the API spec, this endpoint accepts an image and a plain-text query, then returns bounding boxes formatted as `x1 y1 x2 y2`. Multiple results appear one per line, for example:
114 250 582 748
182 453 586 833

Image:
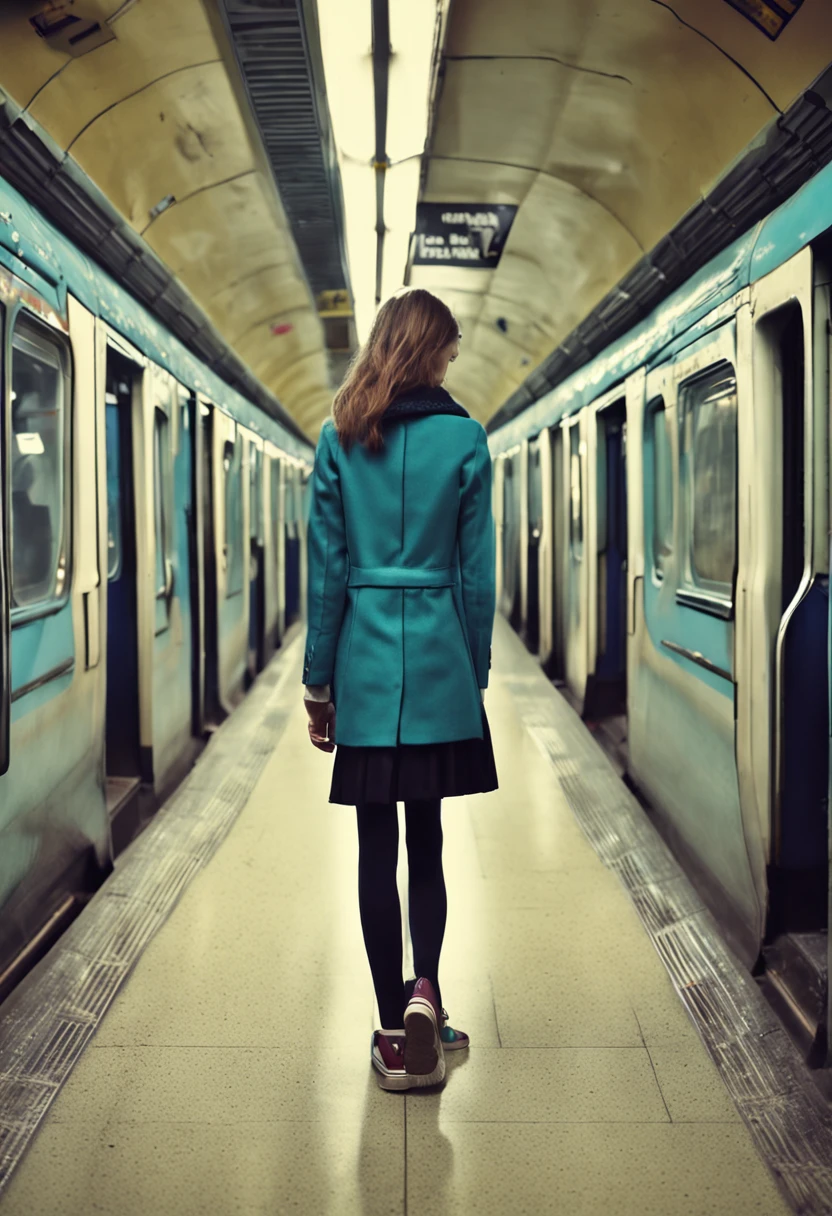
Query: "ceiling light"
317 0 448 344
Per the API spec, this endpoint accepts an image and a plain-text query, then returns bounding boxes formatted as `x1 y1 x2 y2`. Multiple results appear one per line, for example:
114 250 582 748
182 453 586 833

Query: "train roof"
0 174 312 462
488 157 832 455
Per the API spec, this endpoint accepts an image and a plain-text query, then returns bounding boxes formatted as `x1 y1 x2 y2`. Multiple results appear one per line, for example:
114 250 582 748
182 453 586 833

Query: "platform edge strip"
0 630 304 1197
497 622 832 1216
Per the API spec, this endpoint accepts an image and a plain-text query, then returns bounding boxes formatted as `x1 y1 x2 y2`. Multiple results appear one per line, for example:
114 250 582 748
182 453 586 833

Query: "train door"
518 440 530 640
260 449 278 659
0 303 111 984
298 464 310 623
524 437 542 655
190 393 206 737
500 450 522 626
0 304 8 776
104 348 142 817
563 413 589 705
200 402 221 727
493 455 506 620
285 461 301 630
247 440 265 682
736 249 829 1060
537 429 555 669
148 372 197 790
587 398 627 720
214 414 248 709
272 455 287 645
547 425 566 681
630 323 761 966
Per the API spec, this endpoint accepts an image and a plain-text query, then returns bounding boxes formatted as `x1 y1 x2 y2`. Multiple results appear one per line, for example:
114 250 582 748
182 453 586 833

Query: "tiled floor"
1 621 790 1215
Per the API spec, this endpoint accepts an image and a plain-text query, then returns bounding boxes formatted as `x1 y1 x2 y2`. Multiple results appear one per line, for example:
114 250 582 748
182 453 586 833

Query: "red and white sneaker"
371 1029 409 1091
440 1009 470 1051
403 978 446 1087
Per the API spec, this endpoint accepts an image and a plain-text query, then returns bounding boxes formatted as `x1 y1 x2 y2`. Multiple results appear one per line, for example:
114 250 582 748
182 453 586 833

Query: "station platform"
0 618 827 1214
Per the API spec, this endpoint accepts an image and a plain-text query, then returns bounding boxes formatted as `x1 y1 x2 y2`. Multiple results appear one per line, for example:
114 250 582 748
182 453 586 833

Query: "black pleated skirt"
329 705 499 806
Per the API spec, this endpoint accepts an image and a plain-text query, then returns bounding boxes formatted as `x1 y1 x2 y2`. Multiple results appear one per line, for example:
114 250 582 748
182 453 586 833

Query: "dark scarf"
382 385 469 422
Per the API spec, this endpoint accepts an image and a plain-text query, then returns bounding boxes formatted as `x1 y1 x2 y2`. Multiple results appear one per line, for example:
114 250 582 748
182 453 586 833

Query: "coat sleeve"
458 425 496 689
302 423 348 687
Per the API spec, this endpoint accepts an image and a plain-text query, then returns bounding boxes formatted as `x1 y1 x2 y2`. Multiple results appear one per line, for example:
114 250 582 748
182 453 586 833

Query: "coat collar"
383 385 469 422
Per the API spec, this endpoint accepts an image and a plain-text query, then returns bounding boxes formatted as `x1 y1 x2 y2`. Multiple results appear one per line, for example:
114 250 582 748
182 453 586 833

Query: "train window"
679 363 737 599
224 433 244 597
650 401 673 578
569 425 583 559
153 409 169 597
10 318 69 611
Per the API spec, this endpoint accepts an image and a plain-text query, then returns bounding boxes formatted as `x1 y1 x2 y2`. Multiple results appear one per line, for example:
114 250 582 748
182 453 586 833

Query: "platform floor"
0 619 793 1215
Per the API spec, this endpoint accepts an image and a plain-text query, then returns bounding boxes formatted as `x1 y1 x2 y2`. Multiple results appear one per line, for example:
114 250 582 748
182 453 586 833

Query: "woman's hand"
304 698 336 752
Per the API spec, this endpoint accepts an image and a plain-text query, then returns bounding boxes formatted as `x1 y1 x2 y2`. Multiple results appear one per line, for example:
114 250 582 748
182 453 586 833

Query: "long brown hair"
332 288 459 451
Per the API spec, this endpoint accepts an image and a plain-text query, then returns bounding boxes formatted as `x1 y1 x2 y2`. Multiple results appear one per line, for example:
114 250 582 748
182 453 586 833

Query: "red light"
272 322 294 336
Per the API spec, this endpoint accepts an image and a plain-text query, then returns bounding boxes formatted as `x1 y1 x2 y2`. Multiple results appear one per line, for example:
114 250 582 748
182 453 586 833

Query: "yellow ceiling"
0 0 333 433
411 0 832 423
2 1 831 431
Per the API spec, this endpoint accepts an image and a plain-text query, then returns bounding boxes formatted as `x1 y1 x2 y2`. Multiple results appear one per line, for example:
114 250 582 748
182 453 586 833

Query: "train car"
489 157 832 1066
0 175 312 1001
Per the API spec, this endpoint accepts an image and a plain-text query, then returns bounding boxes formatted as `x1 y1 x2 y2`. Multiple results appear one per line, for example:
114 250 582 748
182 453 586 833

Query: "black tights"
356 799 447 1028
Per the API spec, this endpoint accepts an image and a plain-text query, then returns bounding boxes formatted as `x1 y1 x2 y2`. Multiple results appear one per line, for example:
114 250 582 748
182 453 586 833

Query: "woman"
302 288 497 1092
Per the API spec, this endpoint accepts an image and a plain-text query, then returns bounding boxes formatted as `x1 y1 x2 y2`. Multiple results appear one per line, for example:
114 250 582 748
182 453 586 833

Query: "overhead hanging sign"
723 0 803 40
412 204 518 269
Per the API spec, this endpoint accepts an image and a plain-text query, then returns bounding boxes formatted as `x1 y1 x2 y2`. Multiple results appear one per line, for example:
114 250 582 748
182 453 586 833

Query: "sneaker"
404 979 470 1053
440 1009 470 1051
371 1029 409 1091
403 977 446 1087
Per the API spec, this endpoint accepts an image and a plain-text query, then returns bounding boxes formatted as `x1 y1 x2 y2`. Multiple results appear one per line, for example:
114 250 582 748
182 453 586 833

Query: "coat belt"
347 565 457 589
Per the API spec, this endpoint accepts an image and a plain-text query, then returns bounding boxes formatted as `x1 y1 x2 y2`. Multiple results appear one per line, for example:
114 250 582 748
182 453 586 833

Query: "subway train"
0 174 312 1000
489 157 832 1063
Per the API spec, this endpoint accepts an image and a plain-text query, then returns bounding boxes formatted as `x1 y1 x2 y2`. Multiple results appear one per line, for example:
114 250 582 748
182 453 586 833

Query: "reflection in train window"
650 400 673 578
679 364 737 598
10 319 69 610
569 424 583 560
224 433 244 597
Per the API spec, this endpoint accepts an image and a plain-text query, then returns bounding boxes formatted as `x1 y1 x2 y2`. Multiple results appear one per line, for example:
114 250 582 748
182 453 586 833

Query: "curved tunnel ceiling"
410 0 832 425
0 0 336 434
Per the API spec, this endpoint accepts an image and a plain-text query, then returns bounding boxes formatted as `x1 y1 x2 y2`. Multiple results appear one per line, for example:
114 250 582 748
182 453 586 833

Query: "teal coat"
302 387 495 747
